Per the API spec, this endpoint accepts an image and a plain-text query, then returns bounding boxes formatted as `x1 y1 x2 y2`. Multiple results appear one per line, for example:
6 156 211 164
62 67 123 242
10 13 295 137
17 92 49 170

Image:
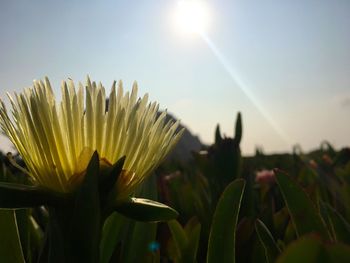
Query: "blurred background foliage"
1 112 350 262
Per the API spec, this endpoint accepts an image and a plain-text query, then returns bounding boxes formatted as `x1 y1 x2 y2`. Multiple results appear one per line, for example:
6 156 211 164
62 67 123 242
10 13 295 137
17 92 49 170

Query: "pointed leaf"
233 112 242 144
274 169 330 240
322 203 350 244
69 151 101 263
277 234 350 263
0 210 25 263
326 242 350 263
28 215 44 258
184 220 201 263
207 179 246 263
99 156 125 193
168 218 201 263
215 125 222 144
43 207 66 263
115 198 178 222
15 209 30 262
122 175 159 263
168 219 188 259
0 182 70 208
255 219 281 263
124 221 158 263
100 212 126 263
276 235 323 263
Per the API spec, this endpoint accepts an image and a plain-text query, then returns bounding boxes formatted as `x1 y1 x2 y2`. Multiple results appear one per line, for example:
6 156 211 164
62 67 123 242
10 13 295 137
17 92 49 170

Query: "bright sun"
173 0 210 35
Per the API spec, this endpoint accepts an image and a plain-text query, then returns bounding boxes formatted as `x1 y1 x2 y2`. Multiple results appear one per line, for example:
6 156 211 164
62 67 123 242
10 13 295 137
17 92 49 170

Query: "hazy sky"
0 0 349 155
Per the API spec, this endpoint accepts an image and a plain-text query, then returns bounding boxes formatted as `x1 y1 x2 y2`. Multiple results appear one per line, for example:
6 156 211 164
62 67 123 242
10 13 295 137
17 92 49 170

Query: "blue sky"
0 0 349 154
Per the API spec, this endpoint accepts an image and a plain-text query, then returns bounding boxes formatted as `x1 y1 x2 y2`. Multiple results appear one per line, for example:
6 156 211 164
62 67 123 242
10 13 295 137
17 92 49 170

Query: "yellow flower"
0 77 183 198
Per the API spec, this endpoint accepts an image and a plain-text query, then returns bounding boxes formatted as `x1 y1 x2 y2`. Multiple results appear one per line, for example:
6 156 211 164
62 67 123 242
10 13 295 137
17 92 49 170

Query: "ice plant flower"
255 169 275 185
0 77 183 199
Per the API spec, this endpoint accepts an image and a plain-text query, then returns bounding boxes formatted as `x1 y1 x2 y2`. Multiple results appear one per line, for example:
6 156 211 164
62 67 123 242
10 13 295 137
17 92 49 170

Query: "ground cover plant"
0 78 350 262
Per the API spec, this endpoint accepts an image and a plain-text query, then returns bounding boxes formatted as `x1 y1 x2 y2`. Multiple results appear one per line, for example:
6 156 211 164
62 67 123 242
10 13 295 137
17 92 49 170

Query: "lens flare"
200 33 292 146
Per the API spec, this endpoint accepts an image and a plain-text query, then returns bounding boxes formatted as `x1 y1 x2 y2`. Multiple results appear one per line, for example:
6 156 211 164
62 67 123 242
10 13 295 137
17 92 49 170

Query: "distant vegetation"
1 112 350 262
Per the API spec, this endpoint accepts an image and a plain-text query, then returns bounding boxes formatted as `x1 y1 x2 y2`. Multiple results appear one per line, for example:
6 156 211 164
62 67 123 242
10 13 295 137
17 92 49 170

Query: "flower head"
0 77 183 198
255 169 275 185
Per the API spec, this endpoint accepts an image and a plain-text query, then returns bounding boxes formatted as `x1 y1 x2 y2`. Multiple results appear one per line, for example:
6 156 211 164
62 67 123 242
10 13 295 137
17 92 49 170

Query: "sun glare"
173 0 210 35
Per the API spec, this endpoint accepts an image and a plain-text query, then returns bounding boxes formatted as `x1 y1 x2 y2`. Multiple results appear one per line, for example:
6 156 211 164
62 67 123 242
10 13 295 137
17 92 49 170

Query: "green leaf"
124 221 158 263
276 235 323 263
115 198 178 222
121 175 159 263
69 151 101 263
273 207 289 241
215 125 222 144
322 203 350 244
232 113 242 182
274 169 330 240
184 218 201 263
167 217 201 263
0 182 70 208
277 235 350 263
0 210 25 263
28 215 43 261
99 212 126 263
15 209 30 262
233 112 242 144
255 219 281 263
168 220 188 259
235 217 256 257
283 219 297 244
43 207 65 263
101 175 161 263
326 242 350 263
99 156 125 219
99 156 125 194
207 179 246 263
